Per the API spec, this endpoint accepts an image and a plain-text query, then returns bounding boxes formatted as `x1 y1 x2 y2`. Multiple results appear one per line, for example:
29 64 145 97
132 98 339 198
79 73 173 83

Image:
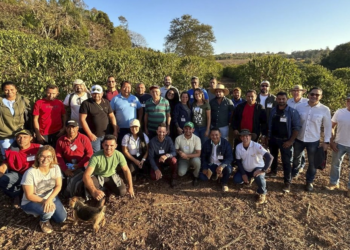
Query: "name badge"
184 145 190 150
218 155 223 160
267 103 273 108
27 155 35 161
181 118 186 122
70 144 77 151
280 117 287 122
141 104 146 107
136 153 140 157
159 149 165 154
190 95 194 99
130 103 136 107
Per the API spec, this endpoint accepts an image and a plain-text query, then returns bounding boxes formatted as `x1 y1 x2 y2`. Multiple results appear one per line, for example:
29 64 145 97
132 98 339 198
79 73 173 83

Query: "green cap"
184 121 194 128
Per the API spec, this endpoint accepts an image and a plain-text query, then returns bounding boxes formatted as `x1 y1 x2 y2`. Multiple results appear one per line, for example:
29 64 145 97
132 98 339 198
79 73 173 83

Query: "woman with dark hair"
173 92 192 136
165 87 180 140
122 119 149 180
192 88 211 144
0 81 31 156
21 145 67 233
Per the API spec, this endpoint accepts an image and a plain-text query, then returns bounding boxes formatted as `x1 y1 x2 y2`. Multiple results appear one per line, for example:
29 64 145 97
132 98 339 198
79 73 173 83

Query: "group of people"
0 75 349 234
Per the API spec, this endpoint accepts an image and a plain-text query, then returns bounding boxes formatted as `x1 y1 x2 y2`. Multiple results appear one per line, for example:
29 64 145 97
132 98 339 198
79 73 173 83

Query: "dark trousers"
0 171 23 198
126 155 150 177
199 163 233 185
91 176 126 197
43 131 60 147
150 157 178 180
269 137 293 183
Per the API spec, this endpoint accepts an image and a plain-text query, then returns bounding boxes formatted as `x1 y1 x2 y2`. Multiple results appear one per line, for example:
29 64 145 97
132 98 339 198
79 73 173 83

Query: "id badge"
181 118 186 122
130 103 136 107
141 104 146 107
70 144 77 151
27 155 35 161
136 153 140 157
184 145 190 150
218 155 223 160
190 95 194 99
267 103 273 108
280 117 287 122
159 149 165 154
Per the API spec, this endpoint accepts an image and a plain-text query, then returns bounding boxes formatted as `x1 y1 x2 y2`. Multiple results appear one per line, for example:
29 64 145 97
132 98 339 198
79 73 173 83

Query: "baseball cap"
184 121 194 128
91 85 103 94
66 120 79 127
130 119 140 127
15 129 32 137
260 80 270 86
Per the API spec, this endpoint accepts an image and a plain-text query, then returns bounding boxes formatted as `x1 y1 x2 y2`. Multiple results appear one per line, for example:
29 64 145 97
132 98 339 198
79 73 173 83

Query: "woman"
165 88 180 139
192 88 211 144
122 119 149 180
21 145 67 234
173 92 192 136
0 81 31 156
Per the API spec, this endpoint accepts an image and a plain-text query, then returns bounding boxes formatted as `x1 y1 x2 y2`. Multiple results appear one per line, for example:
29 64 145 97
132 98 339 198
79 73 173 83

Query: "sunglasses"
92 87 102 92
261 85 269 88
309 93 321 97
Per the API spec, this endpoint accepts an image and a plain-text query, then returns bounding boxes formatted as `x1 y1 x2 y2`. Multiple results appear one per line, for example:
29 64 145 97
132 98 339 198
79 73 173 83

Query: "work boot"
305 182 313 192
256 194 267 204
40 221 53 234
326 183 339 191
283 183 291 193
192 177 199 187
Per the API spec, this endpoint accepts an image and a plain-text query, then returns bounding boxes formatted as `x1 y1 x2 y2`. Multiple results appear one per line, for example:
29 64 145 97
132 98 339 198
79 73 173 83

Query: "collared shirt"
210 97 234 128
232 98 245 107
296 102 332 142
210 140 221 165
110 94 142 128
121 133 149 155
145 97 170 132
236 141 267 172
175 134 201 155
2 99 15 115
287 97 308 109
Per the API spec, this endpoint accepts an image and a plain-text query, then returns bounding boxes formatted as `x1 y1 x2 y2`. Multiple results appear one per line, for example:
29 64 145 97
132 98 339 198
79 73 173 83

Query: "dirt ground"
1 150 350 250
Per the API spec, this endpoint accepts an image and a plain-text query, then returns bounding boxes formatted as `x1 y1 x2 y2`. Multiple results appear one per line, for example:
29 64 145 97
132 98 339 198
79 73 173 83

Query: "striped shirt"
145 97 170 132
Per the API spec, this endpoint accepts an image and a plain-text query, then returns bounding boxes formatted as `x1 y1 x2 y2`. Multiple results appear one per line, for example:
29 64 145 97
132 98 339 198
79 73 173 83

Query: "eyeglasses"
309 93 321 97
40 155 53 160
92 87 102 92
261 85 269 88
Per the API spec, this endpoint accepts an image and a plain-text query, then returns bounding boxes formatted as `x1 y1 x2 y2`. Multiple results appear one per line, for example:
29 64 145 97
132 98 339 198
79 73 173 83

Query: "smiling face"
308 89 322 105
246 91 257 105
3 84 17 100
166 90 175 100
102 139 117 157
191 78 199 89
164 76 172 87
210 130 221 145
240 134 251 146
121 82 131 98
130 125 140 135
16 134 32 149
157 126 167 141
260 84 269 94
151 88 161 101
136 83 145 95
233 89 241 100
215 89 224 98
292 89 304 100
107 77 116 89
39 150 53 167
210 79 217 89
183 126 193 137
180 93 189 104
74 84 84 94
66 125 79 138
277 95 287 108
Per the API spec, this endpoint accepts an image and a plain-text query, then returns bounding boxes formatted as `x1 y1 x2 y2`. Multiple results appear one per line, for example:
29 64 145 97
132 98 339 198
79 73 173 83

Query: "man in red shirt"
0 129 41 207
56 120 93 177
33 85 66 147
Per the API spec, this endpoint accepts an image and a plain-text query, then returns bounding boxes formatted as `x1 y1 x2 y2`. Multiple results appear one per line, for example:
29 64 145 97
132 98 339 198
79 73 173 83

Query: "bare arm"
166 113 171 133
137 108 143 122
33 115 45 143
108 112 118 137
80 113 96 141
83 166 105 200
121 165 134 197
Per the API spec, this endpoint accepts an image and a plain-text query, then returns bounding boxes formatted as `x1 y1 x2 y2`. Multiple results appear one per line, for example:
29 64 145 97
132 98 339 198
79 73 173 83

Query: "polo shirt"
104 90 119 102
236 141 267 172
110 94 142 128
79 98 113 137
145 97 170 132
210 97 234 128
188 88 209 104
88 150 127 177
33 98 66 135
63 92 89 127
175 134 201 155
332 108 350 147
121 133 149 156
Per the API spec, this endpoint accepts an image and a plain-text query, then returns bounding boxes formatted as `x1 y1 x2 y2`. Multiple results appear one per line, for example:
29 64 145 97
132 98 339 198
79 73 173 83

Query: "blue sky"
84 0 350 54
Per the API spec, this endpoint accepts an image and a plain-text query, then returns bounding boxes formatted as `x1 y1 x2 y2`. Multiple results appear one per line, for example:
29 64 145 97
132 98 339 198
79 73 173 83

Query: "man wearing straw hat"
210 83 234 140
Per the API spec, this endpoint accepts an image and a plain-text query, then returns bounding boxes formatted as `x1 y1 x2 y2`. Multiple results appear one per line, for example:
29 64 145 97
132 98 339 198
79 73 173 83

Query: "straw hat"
210 84 229 96
291 85 307 93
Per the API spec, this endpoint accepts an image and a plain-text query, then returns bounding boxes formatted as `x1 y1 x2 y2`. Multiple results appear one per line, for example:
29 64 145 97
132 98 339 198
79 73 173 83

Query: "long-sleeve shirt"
201 138 233 168
148 136 176 171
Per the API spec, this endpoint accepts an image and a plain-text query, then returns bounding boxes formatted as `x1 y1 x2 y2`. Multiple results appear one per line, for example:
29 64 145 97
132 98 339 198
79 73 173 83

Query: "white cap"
260 80 270 86
91 85 103 94
130 119 140 127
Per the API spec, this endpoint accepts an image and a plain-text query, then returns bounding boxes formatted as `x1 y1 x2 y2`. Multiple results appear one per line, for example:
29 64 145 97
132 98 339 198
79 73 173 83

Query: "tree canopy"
320 42 350 70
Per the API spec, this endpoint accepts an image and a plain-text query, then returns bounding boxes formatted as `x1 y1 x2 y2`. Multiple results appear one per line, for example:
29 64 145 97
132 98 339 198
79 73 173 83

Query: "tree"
109 26 132 49
129 30 147 48
164 14 216 57
320 42 350 70
118 15 128 31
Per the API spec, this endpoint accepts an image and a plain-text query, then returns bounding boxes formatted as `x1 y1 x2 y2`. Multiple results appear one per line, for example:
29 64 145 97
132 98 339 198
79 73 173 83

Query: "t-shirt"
145 97 170 133
271 108 288 138
79 98 113 137
5 143 41 174
192 102 211 127
241 104 255 132
63 92 89 127
332 108 350 147
88 150 127 177
236 141 267 172
21 164 62 205
33 99 65 135
175 134 201 155
121 133 149 156
110 94 142 128
259 95 268 109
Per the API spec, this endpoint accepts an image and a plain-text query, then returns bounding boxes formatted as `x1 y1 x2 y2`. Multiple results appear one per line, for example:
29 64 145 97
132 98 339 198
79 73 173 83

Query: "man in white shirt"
327 94 350 195
160 76 179 98
292 87 332 191
175 122 201 186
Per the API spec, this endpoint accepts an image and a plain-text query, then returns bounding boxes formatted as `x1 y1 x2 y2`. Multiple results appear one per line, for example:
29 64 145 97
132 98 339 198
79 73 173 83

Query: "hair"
246 89 257 95
191 76 199 82
180 91 190 108
107 75 116 81
193 88 207 104
157 123 167 129
1 81 17 91
308 87 323 94
102 134 117 144
136 82 145 88
121 80 131 89
32 145 58 169
130 122 147 152
164 75 171 81
165 87 180 111
209 77 217 82
46 84 58 92
210 127 221 134
276 91 288 98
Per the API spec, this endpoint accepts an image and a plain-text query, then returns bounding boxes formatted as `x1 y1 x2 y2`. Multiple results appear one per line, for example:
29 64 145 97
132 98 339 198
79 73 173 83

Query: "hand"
253 170 264 177
42 199 56 213
93 189 105 201
36 133 46 144
330 141 338 152
205 129 209 138
202 169 208 175
57 127 66 137
88 133 97 141
216 166 223 177
139 159 145 168
155 169 162 180
242 174 249 184
283 140 293 148
177 127 183 135
159 155 168 163
321 143 329 151
64 169 74 177
128 186 135 198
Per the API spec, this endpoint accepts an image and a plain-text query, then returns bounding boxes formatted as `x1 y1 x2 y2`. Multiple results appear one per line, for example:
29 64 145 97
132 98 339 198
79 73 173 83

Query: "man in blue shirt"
187 76 209 104
110 81 143 146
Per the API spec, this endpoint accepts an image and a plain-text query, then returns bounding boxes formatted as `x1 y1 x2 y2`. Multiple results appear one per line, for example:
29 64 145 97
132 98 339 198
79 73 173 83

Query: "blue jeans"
233 167 267 194
199 163 232 185
292 139 319 183
193 126 208 144
0 171 23 198
329 143 350 188
269 137 293 183
21 197 67 223
91 135 105 153
291 147 306 170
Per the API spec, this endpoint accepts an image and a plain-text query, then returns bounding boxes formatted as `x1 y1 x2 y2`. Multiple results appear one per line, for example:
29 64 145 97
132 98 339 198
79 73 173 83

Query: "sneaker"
40 221 53 234
299 168 304 173
256 194 267 204
192 178 199 187
283 183 291 193
222 185 229 192
326 183 339 190
266 171 277 178
305 182 313 192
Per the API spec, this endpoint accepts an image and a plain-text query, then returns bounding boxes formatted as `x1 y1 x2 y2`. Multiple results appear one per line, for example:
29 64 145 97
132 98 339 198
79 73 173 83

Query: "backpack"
64 170 85 198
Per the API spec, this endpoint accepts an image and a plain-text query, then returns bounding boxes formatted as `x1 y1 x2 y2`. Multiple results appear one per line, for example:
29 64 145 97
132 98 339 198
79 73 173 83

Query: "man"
56 120 93 177
210 84 234 140
63 79 90 129
231 87 245 107
256 80 277 123
292 87 332 191
110 81 143 145
327 94 350 195
144 85 171 139
188 76 209 104
207 77 217 101
135 82 152 129
148 123 177 187
160 76 179 98
104 76 119 101
175 122 201 186
79 85 118 153
33 84 66 146
83 135 134 205
199 128 233 192
0 129 41 207
233 129 273 204
267 92 301 192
